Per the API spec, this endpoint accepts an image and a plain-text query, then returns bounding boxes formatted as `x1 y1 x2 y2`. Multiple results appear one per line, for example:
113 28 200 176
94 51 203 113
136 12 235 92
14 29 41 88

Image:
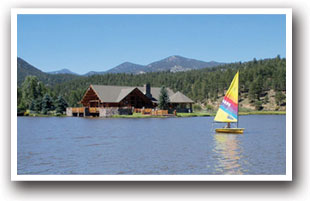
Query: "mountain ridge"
47 68 78 75
145 55 223 73
43 55 224 76
17 58 80 86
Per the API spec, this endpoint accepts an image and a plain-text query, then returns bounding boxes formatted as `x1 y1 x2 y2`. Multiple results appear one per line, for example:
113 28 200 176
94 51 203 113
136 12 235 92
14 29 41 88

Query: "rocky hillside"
201 90 286 112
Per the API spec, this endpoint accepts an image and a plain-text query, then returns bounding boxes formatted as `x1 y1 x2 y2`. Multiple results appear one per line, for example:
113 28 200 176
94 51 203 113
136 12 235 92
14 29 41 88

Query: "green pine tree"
34 99 42 113
159 86 170 110
41 93 54 114
254 100 263 111
55 95 68 114
29 100 35 111
275 91 286 106
21 76 40 108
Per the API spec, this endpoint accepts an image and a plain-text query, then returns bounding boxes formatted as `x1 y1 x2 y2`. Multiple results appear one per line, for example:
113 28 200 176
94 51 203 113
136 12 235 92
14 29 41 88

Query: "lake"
17 115 286 175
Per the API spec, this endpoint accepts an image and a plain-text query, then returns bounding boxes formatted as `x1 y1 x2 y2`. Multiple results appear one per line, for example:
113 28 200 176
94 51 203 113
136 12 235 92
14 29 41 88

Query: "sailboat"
214 71 245 134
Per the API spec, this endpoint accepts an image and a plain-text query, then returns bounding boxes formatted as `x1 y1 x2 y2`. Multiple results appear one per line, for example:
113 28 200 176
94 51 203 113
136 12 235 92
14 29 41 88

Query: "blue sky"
17 14 286 74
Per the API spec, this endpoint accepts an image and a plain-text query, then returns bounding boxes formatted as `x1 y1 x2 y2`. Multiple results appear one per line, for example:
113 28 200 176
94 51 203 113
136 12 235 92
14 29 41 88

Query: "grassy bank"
26 113 67 117
19 110 66 117
19 110 286 118
176 112 214 117
176 110 286 118
239 111 286 115
112 110 286 119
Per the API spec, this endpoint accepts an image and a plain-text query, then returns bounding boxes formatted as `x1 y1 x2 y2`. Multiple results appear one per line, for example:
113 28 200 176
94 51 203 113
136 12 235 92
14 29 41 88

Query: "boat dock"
67 107 172 117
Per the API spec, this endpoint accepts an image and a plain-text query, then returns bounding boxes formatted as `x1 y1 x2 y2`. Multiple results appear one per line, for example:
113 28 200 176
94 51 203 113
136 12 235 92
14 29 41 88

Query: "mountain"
146 55 224 73
47 68 78 75
83 62 145 76
17 57 47 82
17 55 224 84
106 62 146 74
17 58 80 86
85 55 224 75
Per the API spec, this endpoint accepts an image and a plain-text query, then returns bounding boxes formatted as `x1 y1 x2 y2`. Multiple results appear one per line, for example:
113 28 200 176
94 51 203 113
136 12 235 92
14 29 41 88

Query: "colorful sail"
214 71 239 122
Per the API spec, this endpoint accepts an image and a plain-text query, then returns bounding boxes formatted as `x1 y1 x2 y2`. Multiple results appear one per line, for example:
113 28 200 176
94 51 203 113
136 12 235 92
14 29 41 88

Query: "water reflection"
213 134 245 174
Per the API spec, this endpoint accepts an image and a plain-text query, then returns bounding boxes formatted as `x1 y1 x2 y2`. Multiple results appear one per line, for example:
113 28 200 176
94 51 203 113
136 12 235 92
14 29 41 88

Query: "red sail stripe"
223 96 238 109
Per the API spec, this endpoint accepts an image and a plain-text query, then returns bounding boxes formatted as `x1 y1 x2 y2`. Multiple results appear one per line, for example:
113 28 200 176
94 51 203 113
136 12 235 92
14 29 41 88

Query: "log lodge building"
66 84 194 117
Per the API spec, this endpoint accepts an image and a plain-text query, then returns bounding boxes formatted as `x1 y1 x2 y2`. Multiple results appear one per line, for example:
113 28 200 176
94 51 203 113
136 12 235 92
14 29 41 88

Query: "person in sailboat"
224 122 231 128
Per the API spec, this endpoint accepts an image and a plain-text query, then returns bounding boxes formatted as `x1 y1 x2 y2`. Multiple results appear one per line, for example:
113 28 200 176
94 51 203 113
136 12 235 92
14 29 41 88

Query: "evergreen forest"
17 56 286 115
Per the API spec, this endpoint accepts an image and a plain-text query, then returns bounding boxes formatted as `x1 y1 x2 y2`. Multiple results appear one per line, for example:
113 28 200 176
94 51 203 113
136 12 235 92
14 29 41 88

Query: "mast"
237 71 239 128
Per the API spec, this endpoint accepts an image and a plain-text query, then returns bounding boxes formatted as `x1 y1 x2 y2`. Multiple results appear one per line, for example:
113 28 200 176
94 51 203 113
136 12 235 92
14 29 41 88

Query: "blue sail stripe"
220 102 238 117
219 105 238 120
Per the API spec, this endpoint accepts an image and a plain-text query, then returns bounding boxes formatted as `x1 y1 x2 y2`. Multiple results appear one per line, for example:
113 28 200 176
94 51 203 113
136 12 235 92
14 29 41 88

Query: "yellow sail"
214 71 239 122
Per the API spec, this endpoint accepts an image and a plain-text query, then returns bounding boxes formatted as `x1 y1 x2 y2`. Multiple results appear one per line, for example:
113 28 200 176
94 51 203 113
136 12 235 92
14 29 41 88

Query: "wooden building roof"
169 91 194 103
85 84 193 104
91 85 137 103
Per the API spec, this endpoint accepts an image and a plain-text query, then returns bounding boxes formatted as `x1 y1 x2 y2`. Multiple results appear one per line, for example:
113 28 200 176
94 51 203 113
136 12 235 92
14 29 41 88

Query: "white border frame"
11 8 292 181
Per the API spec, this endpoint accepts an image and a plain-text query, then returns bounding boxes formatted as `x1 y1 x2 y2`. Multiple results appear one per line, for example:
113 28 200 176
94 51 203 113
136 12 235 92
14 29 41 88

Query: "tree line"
17 56 286 114
18 76 68 115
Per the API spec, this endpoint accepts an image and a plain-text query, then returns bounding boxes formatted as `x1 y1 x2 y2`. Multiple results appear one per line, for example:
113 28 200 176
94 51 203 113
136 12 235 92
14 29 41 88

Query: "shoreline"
19 111 286 118
176 111 285 118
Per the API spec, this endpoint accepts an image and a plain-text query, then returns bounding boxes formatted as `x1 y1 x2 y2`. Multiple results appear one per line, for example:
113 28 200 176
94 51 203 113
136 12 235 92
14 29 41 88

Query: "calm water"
17 115 286 175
